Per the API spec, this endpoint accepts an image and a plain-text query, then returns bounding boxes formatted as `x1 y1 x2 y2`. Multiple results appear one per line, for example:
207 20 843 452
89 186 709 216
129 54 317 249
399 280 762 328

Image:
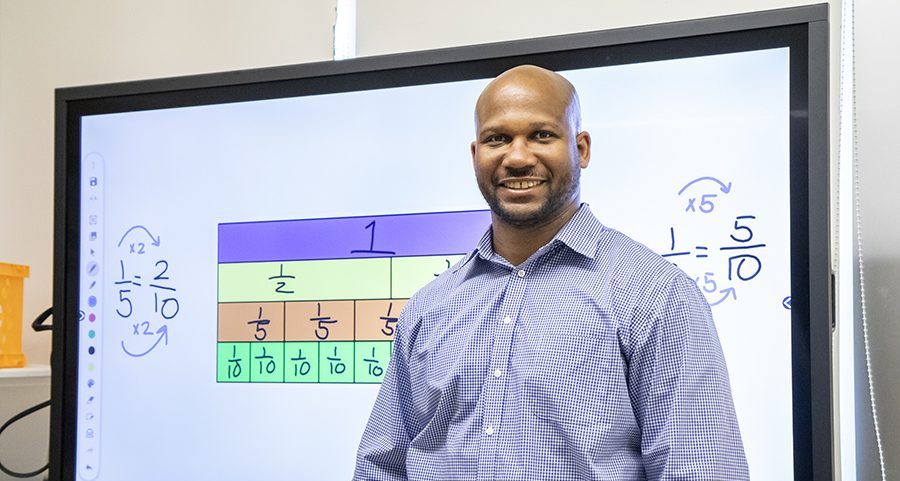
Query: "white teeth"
506 180 541 190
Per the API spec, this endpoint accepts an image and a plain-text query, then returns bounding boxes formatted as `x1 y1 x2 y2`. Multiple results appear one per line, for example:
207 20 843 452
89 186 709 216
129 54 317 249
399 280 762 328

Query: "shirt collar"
458 203 605 271
552 203 605 259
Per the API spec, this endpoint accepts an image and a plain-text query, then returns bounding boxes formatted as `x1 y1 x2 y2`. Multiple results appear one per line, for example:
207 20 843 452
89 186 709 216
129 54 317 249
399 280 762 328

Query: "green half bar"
284 342 319 383
217 342 250 382
218 258 390 302
354 341 392 384
250 342 284 383
319 341 355 383
391 255 465 298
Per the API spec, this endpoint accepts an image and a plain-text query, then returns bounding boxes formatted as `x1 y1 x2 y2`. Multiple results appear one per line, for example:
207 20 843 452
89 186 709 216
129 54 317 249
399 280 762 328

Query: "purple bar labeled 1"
218 210 492 263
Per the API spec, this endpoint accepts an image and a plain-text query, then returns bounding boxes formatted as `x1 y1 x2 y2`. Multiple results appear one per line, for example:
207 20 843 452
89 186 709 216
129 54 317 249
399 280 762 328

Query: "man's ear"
471 141 477 163
576 131 591 169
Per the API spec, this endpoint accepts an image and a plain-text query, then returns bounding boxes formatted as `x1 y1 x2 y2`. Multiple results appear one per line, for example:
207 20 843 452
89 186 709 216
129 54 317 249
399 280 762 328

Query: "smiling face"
471 66 591 229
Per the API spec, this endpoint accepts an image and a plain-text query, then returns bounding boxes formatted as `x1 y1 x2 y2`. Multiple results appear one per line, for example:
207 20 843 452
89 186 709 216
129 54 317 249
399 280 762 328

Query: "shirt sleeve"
625 273 750 480
353 300 417 481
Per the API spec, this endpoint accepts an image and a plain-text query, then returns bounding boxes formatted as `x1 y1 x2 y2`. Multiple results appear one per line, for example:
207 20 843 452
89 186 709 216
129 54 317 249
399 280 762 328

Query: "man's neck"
490 203 580 266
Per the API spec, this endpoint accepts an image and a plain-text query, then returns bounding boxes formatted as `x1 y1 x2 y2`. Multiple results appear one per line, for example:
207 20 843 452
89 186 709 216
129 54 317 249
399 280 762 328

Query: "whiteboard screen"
76 47 792 480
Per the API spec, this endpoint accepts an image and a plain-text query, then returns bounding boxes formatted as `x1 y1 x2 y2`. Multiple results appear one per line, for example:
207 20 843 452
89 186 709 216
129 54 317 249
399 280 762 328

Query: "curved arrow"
117 225 161 247
677 177 732 196
121 325 168 357
709 287 737 307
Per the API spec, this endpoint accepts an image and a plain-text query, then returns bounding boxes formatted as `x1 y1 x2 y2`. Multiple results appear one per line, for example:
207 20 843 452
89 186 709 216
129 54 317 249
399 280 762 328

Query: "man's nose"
503 137 537 168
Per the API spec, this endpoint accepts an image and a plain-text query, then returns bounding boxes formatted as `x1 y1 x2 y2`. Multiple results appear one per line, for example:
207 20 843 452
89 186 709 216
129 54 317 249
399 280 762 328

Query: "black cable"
0 400 50 478
0 307 53 478
30 307 52 332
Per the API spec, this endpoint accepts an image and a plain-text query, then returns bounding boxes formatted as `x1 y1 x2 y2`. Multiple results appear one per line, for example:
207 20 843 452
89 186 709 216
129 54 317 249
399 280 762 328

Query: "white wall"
855 0 900 478
0 0 336 366
356 0 825 55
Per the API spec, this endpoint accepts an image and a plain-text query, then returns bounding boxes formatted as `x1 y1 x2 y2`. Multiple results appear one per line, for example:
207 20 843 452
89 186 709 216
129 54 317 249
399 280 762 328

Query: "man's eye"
534 131 554 140
486 135 508 143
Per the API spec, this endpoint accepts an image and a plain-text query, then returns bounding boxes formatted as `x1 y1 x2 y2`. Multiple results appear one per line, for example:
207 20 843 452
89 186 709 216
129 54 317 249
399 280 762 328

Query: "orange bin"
0 262 29 368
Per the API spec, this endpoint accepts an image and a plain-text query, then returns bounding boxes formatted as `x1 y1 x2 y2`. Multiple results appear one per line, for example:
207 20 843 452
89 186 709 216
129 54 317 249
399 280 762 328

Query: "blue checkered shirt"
354 204 748 480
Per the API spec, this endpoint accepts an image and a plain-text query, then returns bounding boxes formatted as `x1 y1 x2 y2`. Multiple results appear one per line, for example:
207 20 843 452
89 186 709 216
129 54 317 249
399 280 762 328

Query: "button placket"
476 266 527 480
484 287 521 431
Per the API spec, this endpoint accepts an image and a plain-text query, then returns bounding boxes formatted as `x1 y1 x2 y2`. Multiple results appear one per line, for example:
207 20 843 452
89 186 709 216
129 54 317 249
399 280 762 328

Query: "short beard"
480 169 580 228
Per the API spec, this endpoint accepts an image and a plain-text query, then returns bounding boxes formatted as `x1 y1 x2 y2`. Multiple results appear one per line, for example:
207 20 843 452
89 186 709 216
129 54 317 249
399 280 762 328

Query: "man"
354 65 748 480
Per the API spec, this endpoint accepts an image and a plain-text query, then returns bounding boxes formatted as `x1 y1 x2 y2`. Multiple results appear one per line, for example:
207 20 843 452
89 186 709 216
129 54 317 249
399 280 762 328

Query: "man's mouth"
500 179 545 190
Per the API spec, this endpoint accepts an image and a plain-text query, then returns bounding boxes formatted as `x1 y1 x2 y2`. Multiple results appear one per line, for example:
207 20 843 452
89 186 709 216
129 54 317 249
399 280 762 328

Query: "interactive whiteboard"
74 47 794 480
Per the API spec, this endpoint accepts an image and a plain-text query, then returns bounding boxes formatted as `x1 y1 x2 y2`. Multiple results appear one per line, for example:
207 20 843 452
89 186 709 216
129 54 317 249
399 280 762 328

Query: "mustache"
497 167 538 179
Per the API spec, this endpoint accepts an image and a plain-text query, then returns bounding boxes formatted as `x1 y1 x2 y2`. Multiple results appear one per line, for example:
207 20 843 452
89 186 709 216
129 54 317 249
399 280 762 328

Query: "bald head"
475 65 582 133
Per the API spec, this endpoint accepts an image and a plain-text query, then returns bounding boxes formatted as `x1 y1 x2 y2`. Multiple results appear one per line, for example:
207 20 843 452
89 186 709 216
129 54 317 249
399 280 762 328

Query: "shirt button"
484 425 494 436
517 269 526 278
503 316 511 324
493 369 502 378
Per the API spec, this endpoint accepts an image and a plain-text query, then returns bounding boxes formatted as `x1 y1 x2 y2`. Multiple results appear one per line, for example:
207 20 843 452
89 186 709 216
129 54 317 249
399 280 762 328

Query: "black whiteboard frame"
52 4 831 480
